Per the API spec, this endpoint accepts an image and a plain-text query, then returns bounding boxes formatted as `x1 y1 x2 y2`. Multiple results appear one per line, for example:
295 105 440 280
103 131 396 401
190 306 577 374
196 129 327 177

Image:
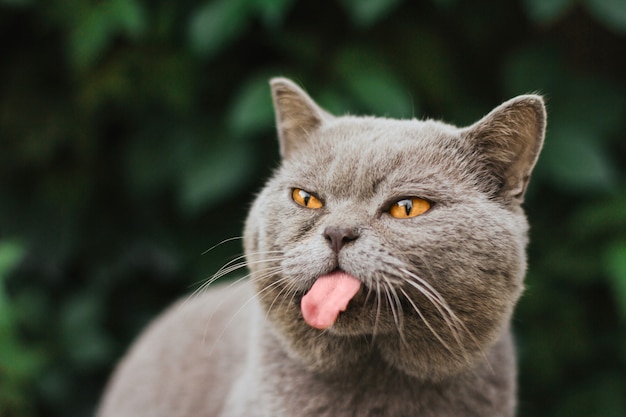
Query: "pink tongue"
301 271 362 329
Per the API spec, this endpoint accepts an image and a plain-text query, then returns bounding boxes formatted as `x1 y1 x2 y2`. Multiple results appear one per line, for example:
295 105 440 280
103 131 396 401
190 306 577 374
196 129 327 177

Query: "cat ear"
270 78 332 158
462 95 546 203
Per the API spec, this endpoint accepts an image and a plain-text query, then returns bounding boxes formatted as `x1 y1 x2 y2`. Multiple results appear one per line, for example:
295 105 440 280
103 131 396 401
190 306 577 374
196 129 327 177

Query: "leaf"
549 76 626 142
252 0 295 28
344 70 413 118
585 0 626 34
552 374 626 417
227 76 275 138
71 5 113 70
521 0 575 23
0 241 24 282
605 241 626 320
572 196 626 237
0 242 43 417
111 0 148 37
541 124 617 193
334 46 413 117
502 44 564 96
338 0 402 28
179 142 256 215
70 0 147 69
0 241 24 333
60 293 112 368
188 0 251 57
125 128 180 194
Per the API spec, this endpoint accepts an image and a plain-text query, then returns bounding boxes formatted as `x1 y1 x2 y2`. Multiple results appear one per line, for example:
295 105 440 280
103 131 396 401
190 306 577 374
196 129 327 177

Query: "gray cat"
97 78 546 417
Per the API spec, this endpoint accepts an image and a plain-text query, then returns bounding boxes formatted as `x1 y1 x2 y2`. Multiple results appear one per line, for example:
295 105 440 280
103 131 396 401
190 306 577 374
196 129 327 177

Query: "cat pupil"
294 189 311 206
400 199 412 216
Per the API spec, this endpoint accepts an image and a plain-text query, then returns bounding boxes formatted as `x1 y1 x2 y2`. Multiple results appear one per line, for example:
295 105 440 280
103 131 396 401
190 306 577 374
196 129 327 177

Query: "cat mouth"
299 270 363 330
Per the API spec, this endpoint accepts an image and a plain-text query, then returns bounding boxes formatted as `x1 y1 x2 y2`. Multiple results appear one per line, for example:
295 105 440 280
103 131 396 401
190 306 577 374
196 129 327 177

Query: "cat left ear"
270 78 332 159
462 95 546 203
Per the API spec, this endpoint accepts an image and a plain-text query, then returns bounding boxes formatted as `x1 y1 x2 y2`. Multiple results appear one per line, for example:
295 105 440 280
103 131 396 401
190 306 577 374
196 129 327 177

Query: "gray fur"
97 78 546 417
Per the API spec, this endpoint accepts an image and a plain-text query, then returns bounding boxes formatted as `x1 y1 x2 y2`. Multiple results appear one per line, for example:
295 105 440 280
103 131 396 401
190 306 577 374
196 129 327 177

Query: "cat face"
244 78 545 379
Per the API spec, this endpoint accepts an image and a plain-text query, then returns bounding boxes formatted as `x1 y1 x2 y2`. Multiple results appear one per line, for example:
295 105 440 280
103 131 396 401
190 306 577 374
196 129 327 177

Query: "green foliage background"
1 0 625 416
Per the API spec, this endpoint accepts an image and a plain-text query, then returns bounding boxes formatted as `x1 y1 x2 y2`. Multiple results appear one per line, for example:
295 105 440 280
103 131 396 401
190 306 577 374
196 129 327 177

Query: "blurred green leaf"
188 0 251 57
70 0 147 69
227 76 275 138
346 71 414 118
0 242 43 417
335 48 413 117
502 44 563 95
316 89 355 115
179 142 256 214
126 128 185 194
541 124 617 192
605 241 626 320
549 77 626 142
572 195 626 237
522 0 575 23
252 0 295 28
60 293 113 369
0 241 24 282
585 0 626 33
338 0 402 27
0 241 24 333
112 0 147 36
71 5 112 69
553 374 626 417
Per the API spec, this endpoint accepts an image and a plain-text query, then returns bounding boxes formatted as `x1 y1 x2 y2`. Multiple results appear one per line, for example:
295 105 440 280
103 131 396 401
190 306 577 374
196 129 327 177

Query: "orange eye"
389 198 431 219
292 189 323 209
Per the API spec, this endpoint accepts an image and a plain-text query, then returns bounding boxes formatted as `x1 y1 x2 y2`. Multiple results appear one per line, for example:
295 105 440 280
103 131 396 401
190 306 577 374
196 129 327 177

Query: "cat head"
244 78 545 380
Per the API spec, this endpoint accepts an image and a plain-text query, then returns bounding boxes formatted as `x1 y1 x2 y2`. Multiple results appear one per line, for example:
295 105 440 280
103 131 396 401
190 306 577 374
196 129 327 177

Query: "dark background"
1 0 625 416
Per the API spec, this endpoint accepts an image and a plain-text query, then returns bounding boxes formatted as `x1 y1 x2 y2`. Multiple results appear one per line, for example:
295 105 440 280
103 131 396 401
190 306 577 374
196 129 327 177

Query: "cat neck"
253 322 516 417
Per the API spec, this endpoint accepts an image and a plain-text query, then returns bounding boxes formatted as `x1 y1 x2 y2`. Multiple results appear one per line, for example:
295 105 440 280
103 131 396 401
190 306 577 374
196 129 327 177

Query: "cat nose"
323 226 360 253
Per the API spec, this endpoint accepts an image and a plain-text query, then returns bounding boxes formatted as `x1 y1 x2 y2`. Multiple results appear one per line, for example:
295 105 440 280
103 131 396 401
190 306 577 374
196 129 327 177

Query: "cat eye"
389 198 431 219
292 188 323 209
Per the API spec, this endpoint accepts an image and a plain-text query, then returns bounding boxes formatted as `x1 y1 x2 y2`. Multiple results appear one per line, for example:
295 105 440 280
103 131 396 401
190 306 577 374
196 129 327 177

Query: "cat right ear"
462 95 546 204
270 78 332 158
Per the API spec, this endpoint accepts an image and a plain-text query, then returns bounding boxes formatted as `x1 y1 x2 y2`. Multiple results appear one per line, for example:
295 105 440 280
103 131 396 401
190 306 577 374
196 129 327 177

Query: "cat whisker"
401 267 481 347
204 265 285 349
399 256 480 346
198 262 282 323
200 236 244 256
401 280 466 356
371 281 383 340
261 274 298 318
382 275 407 344
214 255 285 282
198 261 284 349
203 267 284 352
398 270 465 347
398 287 456 355
201 274 261 352
398 269 463 327
381 282 397 328
399 268 485 361
287 278 305 310
193 254 286 297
